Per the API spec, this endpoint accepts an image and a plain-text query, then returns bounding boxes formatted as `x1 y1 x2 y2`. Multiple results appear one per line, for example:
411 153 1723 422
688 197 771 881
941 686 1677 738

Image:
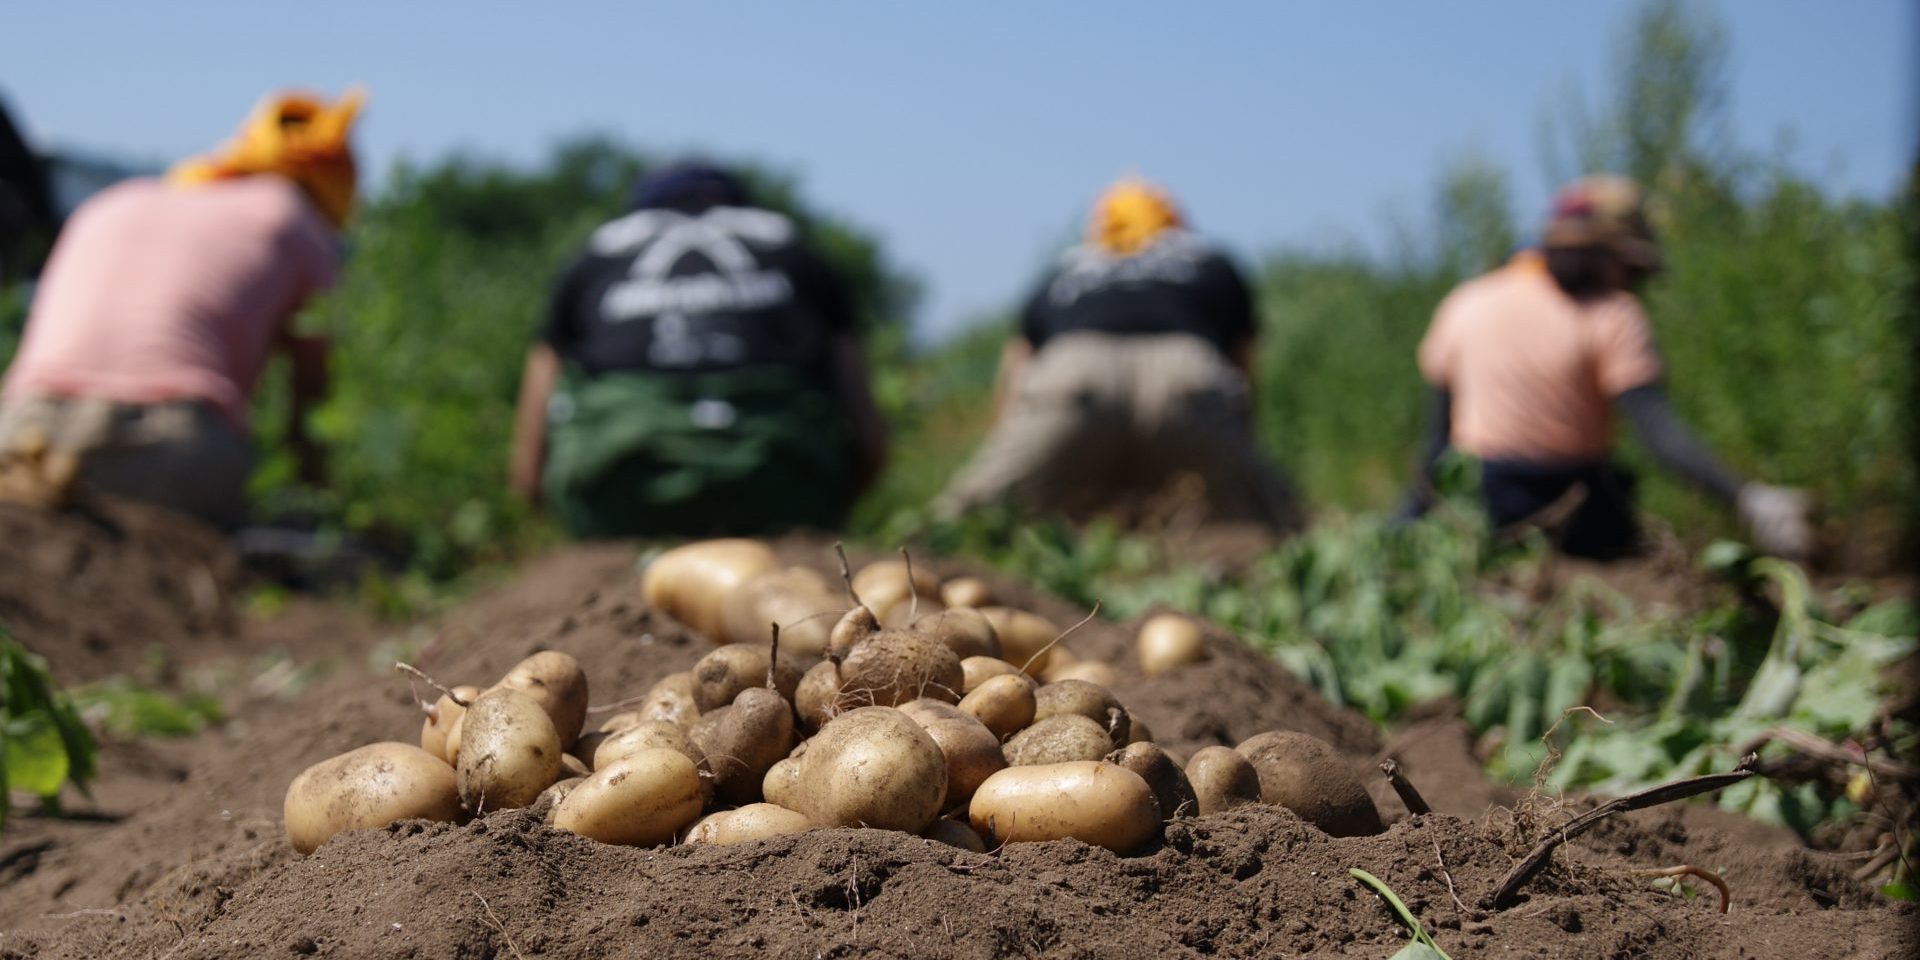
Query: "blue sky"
4 2 1912 340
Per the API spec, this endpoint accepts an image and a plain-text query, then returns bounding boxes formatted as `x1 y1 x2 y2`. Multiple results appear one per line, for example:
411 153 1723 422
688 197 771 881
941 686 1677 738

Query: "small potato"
284 743 462 855
795 660 841 733
538 776 585 821
692 643 806 712
939 577 994 610
721 566 846 654
897 698 969 726
689 687 794 804
553 747 706 846
640 538 779 641
921 714 1007 808
560 752 592 779
969 762 1161 853
796 707 947 833
924 817 987 852
762 756 804 810
960 656 1023 693
979 608 1060 676
851 560 941 616
457 689 563 812
1112 743 1198 821
1138 614 1207 677
958 674 1037 741
1033 680 1129 746
826 605 881 663
1235 731 1384 837
635 672 701 729
911 608 1002 660
420 685 482 763
570 731 610 768
492 651 589 749
1003 714 1113 766
594 720 704 770
1043 660 1119 687
1186 746 1261 816
834 630 964 709
684 803 814 845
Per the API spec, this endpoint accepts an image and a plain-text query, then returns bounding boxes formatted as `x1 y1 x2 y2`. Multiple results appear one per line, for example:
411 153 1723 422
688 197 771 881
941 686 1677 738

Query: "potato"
491 651 589 749
939 577 994 610
689 686 794 804
560 752 592 779
1186 746 1261 816
419 685 482 763
570 731 609 768
445 711 467 766
796 706 947 832
834 630 964 709
1112 743 1198 821
969 762 1160 853
897 697 969 726
594 720 704 770
924 817 987 852
684 803 813 845
920 714 1007 808
1003 714 1113 766
456 689 563 812
284 742 462 855
851 560 941 616
1235 731 1384 837
826 605 881 663
537 776 585 821
911 608 1002 660
958 674 1037 741
635 672 701 729
979 607 1060 676
721 566 846 655
1138 614 1207 676
641 538 778 640
598 710 643 734
762 755 804 810
1033 680 1129 746
795 660 842 733
1044 660 1119 687
691 643 806 712
553 747 706 846
960 655 1022 693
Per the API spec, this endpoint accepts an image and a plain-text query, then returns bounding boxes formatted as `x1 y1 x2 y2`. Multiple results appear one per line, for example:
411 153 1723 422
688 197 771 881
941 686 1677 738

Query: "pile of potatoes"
284 538 1382 857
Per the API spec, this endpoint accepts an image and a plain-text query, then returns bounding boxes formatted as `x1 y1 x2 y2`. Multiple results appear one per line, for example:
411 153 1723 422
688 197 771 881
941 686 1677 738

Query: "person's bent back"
509 164 886 538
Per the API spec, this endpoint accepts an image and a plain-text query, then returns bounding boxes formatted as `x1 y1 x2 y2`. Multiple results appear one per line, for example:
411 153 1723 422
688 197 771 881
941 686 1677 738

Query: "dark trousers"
1479 458 1640 560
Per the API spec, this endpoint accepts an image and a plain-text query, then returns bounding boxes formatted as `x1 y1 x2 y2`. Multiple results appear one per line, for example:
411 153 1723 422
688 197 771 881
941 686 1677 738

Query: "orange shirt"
3 177 338 427
1416 253 1662 463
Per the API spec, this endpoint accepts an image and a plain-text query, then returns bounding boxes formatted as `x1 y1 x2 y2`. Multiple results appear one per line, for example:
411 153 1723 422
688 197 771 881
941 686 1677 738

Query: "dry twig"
1635 864 1732 914
1019 602 1101 675
473 892 528 960
1381 759 1432 815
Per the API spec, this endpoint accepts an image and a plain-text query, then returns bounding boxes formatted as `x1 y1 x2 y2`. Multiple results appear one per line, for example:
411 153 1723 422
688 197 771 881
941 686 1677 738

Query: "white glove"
1737 483 1813 560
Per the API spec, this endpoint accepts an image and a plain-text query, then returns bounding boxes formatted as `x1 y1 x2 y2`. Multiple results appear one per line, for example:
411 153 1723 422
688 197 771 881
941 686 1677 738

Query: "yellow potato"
597 710 643 733
923 817 987 852
1033 679 1129 743
692 643 806 711
456 688 563 812
684 803 814 845
762 755 805 810
826 605 881 663
1235 731 1384 837
978 607 1060 676
1186 746 1261 816
419 685 481 763
959 656 1023 693
911 608 1003 660
491 651 589 749
1003 714 1113 766
553 747 706 846
939 577 994 609
796 707 947 832
635 672 701 729
721 566 847 655
795 660 842 733
689 685 795 804
920 714 1007 808
593 720 704 770
833 630 964 709
958 674 1037 741
284 742 462 855
1043 660 1119 687
850 560 941 617
640 538 778 641
1112 742 1198 821
969 762 1161 853
1138 614 1207 677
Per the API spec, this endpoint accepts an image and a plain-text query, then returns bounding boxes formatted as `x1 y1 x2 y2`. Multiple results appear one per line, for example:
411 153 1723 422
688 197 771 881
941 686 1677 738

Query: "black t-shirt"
542 205 854 382
1020 231 1256 357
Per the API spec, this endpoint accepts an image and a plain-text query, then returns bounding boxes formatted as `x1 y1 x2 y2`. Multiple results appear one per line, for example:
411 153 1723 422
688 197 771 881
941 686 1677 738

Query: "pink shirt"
1417 253 1663 463
4 177 339 427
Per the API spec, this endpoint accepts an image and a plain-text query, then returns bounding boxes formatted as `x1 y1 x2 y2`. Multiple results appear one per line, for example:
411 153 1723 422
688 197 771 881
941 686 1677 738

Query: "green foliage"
1349 868 1452 960
0 626 97 828
70 679 224 738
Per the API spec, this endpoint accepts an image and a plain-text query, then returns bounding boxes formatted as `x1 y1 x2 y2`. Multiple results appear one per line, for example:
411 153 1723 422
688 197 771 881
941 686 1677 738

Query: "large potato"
419 685 481 763
641 539 778 640
969 762 1160 853
1235 731 1384 837
456 689 563 812
1137 614 1207 676
911 608 1002 660
796 707 947 832
1003 714 1112 766
721 566 846 655
553 747 706 846
284 742 462 855
1112 742 1198 821
979 608 1060 676
959 673 1037 741
492 651 589 749
684 803 814 845
1186 746 1261 816
834 630 964 709
850 560 941 617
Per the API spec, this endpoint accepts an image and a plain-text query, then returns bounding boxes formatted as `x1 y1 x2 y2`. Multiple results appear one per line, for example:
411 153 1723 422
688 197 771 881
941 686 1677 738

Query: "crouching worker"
937 178 1297 530
0 90 360 528
1400 174 1811 560
509 163 887 537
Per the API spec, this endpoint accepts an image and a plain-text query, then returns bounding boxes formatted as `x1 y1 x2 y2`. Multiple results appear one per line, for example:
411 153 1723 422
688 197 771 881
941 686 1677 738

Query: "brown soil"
0 525 1913 958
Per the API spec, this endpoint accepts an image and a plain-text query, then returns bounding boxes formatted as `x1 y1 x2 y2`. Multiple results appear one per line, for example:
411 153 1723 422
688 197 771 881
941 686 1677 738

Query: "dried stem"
1432 839 1468 913
1019 601 1101 675
767 622 781 691
900 547 920 621
834 541 864 609
395 661 469 707
473 892 528 960
1381 759 1432 816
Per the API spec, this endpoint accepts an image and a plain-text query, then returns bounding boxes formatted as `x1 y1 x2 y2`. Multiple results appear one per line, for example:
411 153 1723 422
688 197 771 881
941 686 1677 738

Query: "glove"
1737 483 1813 560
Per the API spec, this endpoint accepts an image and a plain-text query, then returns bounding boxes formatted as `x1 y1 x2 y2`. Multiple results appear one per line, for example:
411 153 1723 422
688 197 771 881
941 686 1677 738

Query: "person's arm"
282 332 330 486
1394 387 1453 521
826 333 888 495
508 344 561 503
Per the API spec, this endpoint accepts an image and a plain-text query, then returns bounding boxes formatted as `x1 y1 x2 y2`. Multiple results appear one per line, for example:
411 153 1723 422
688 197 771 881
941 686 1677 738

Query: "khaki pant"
0 396 254 530
937 333 1298 529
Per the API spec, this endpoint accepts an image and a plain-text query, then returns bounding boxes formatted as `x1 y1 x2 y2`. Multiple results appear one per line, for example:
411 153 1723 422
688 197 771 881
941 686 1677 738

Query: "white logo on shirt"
1047 229 1208 307
590 207 799 367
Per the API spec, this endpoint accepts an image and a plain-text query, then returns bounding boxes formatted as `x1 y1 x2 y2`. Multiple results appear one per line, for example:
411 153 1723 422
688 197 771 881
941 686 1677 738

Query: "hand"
1737 483 1813 560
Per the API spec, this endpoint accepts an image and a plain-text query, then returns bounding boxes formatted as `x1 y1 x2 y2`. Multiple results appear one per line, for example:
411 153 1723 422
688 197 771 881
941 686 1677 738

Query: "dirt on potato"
0 530 1912 959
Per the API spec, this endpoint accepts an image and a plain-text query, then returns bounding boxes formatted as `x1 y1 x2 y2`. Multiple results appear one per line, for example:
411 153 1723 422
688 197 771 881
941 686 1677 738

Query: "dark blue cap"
629 163 749 213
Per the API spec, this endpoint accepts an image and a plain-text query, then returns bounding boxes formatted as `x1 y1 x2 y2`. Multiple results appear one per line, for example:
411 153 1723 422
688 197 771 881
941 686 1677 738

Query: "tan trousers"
0 396 254 530
937 333 1298 529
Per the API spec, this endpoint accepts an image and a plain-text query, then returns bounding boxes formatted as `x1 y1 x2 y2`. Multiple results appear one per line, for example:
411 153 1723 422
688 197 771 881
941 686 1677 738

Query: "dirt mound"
1 539 1912 959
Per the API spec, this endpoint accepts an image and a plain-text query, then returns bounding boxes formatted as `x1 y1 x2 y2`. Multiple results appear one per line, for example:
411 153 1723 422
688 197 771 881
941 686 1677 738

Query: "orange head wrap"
1087 177 1183 256
169 88 365 229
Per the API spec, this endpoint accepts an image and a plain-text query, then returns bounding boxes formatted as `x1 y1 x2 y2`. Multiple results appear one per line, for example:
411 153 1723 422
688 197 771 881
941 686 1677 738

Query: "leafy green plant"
1349 868 1453 960
1 627 97 828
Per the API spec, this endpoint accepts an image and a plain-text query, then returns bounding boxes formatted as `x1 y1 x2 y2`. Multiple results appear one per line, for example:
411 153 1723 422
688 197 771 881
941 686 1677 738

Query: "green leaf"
3 713 69 797
1349 868 1452 960
1880 882 1916 902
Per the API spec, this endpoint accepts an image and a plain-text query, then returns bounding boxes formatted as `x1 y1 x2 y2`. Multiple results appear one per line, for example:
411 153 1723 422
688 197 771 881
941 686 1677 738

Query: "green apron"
541 365 855 538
